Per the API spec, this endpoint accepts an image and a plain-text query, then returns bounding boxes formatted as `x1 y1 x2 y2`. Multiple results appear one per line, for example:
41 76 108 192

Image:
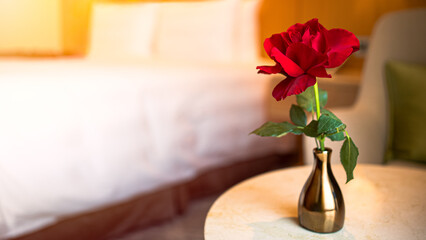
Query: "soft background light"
0 0 425 57
0 0 62 55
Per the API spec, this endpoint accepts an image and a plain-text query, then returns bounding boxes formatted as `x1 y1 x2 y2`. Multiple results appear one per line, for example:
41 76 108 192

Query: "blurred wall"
62 0 92 56
0 0 63 55
260 0 426 43
0 0 91 56
0 0 425 56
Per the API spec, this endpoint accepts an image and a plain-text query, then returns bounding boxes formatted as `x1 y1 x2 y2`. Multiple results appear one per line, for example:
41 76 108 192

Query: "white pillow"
88 2 159 59
154 0 239 63
234 0 262 62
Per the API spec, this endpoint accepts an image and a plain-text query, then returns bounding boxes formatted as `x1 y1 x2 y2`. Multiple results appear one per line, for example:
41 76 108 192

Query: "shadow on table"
249 217 355 240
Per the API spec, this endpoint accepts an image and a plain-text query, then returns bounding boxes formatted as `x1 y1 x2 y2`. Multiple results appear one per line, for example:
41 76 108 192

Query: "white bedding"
0 58 285 238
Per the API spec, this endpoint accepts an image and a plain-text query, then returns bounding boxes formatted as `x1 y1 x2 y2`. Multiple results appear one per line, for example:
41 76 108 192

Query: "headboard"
87 0 265 62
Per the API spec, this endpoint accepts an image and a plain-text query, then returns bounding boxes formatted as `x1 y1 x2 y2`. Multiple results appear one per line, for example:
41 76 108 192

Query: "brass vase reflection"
298 148 345 233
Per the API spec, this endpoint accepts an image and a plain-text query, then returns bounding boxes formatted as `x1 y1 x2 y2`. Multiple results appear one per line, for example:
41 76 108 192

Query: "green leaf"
290 105 307 127
321 109 340 121
321 109 346 141
317 114 345 135
303 120 319 137
327 132 345 141
296 86 328 112
291 127 305 135
340 137 359 183
251 121 299 137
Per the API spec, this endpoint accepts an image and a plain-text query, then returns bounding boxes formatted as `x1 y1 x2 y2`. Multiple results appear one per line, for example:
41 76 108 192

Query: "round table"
204 164 426 240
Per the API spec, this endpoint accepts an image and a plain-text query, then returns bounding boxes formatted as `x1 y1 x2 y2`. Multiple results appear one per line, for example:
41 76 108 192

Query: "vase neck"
313 148 332 171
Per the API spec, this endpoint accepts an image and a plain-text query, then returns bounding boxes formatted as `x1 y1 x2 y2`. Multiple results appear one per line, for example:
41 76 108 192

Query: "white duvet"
0 58 284 238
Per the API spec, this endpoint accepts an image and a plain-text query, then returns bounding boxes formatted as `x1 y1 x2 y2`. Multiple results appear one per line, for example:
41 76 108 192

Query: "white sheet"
0 58 285 238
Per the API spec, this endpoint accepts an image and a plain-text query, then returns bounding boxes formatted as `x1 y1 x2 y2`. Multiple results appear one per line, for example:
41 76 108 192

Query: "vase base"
299 220 344 233
298 208 344 233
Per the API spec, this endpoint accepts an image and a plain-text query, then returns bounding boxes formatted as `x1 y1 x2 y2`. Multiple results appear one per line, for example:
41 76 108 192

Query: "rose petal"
285 43 327 72
289 31 302 43
311 29 327 53
326 48 353 68
305 18 320 33
287 22 305 35
281 32 293 46
272 75 317 101
302 28 312 46
325 28 360 67
307 66 331 78
271 47 304 77
256 64 283 74
264 34 287 58
327 28 360 52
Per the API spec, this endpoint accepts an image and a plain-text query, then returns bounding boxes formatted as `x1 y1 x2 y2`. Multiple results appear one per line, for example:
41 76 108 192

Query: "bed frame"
11 136 301 240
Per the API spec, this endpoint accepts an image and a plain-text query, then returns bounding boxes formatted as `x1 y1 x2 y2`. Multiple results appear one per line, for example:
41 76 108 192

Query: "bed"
0 0 298 239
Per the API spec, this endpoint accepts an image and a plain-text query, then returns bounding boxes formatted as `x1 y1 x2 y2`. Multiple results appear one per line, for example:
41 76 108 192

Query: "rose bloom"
257 18 359 101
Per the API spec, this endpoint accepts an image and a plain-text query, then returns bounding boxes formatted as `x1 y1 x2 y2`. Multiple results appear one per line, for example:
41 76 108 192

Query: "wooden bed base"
11 137 302 240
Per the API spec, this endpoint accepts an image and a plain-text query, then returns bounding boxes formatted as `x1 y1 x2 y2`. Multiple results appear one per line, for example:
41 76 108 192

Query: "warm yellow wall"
0 0 92 56
0 0 63 55
62 0 93 56
1 0 425 56
260 0 426 41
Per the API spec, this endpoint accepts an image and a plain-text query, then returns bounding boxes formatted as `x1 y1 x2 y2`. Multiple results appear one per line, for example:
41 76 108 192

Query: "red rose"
257 18 359 101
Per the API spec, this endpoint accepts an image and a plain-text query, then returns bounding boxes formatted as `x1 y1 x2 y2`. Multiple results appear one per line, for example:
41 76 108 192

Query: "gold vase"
298 148 345 233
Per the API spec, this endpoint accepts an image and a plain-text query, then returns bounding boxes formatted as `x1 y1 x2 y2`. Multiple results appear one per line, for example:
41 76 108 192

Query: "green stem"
311 110 319 148
345 130 350 139
313 82 325 151
313 83 321 120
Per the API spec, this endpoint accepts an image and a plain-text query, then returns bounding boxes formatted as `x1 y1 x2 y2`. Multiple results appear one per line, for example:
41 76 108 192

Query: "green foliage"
321 109 340 120
317 114 347 136
290 127 305 135
321 109 346 141
317 115 344 134
251 85 359 182
303 120 319 137
328 132 346 141
290 105 307 126
340 136 359 183
251 121 302 137
296 86 328 112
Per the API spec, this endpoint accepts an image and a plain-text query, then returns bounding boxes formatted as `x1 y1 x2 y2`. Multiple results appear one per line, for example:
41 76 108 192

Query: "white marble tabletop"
204 164 426 240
